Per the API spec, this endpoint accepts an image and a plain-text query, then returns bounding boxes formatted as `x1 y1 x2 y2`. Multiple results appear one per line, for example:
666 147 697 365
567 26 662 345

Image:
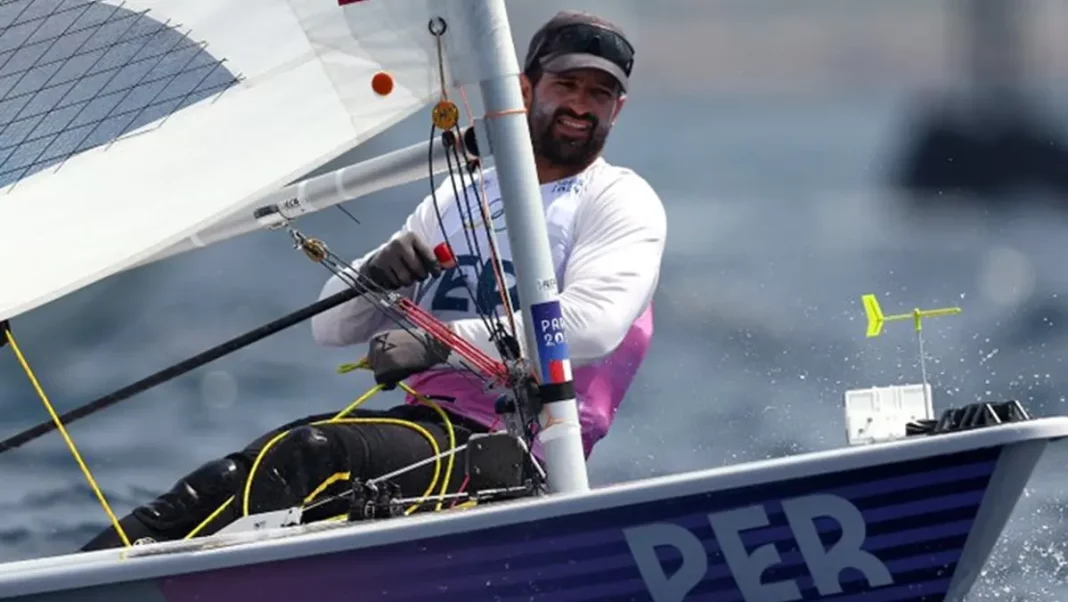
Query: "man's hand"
360 232 441 290
367 328 452 388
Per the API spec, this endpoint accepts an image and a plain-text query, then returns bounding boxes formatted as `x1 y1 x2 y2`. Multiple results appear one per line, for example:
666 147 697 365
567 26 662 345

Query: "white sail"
0 0 480 323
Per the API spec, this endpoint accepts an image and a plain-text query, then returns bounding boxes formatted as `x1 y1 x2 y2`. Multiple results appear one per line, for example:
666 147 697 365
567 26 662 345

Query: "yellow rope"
1 327 464 544
242 417 443 517
2 307 468 545
3 328 132 547
333 381 383 419
187 367 461 539
399 382 456 511
184 381 387 539
303 472 351 504
183 493 235 539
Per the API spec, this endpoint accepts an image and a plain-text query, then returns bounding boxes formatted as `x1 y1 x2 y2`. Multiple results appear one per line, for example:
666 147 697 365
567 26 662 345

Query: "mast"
461 0 590 494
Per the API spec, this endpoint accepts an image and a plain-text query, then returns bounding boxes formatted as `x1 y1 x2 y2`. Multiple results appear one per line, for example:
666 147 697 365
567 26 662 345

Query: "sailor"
82 10 666 550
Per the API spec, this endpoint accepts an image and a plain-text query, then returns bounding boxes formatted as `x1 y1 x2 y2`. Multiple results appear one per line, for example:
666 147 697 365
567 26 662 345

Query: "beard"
529 94 611 168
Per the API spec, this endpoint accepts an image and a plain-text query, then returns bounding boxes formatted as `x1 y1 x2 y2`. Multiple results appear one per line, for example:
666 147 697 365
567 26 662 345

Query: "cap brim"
540 53 628 92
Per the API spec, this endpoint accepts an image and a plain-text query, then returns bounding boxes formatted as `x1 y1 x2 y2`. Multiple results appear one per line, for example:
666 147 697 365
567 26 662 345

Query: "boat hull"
3 417 1066 602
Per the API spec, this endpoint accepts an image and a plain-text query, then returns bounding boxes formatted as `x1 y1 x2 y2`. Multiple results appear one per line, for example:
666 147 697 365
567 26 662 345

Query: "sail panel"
0 0 450 322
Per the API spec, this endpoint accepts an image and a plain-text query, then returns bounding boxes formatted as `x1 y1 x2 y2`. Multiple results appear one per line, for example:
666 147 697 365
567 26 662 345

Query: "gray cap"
524 11 634 92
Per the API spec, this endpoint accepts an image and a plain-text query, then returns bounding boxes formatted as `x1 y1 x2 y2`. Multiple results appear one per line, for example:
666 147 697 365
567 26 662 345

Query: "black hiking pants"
81 404 509 551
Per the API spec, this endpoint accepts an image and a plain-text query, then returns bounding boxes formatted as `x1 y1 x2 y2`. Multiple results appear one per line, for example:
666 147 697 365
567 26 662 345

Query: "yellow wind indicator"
860 293 963 410
861 293 962 338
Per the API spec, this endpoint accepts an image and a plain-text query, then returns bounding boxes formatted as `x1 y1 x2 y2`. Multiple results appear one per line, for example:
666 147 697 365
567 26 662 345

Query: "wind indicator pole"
861 293 962 409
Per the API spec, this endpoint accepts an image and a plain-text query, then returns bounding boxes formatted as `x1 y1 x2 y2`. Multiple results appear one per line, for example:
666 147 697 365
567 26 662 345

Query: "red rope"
397 298 509 384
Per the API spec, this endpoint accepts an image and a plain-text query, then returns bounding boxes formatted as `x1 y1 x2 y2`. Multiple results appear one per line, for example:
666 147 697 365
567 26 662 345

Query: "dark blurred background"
1 1 1067 598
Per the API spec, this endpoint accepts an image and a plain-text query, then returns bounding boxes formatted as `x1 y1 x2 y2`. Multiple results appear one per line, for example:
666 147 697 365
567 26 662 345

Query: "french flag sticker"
547 359 571 384
531 300 572 385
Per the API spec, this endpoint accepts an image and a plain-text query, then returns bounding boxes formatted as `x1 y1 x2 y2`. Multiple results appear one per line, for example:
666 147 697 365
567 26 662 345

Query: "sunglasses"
526 23 635 77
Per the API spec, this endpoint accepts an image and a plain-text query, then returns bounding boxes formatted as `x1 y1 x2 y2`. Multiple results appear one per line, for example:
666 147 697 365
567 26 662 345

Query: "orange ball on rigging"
371 71 394 96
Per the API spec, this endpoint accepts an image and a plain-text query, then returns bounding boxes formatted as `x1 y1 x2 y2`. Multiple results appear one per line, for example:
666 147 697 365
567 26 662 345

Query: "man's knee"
245 425 349 513
281 425 343 469
242 413 336 454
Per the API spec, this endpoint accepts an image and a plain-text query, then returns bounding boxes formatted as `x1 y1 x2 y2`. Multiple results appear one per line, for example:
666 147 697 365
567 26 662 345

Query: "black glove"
360 232 441 290
367 328 451 387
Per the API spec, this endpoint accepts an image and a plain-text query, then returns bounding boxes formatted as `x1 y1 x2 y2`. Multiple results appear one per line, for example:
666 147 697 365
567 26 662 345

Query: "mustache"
552 108 597 129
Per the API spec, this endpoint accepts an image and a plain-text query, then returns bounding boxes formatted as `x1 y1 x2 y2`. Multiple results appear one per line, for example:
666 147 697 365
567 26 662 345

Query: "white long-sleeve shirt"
311 156 666 456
